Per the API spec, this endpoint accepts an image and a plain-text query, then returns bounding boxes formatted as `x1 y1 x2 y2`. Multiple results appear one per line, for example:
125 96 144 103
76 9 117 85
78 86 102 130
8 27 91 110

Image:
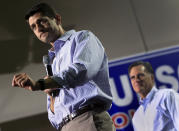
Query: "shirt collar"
48 30 76 59
56 29 75 42
139 86 158 106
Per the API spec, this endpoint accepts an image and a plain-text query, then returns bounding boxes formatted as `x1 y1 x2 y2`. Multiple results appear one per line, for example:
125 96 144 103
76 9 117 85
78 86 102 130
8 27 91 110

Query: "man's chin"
135 86 144 93
38 36 50 43
41 39 49 44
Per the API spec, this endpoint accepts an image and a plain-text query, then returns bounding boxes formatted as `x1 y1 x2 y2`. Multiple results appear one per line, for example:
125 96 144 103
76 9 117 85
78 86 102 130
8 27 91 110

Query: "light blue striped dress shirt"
132 86 179 131
47 30 113 130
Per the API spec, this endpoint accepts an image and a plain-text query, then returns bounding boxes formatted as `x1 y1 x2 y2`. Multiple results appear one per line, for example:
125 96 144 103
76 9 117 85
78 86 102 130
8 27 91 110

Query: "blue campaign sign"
108 45 179 131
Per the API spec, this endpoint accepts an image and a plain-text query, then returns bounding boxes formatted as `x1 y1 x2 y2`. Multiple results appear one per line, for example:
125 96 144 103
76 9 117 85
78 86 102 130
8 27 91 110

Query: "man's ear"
55 14 62 25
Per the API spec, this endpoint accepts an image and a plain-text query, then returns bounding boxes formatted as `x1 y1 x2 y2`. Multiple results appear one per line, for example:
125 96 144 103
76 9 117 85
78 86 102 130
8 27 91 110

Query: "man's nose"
134 76 141 82
37 23 44 32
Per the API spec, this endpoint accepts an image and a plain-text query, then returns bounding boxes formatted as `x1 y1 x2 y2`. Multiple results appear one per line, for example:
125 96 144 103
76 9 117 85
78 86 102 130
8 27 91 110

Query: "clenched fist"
12 73 39 91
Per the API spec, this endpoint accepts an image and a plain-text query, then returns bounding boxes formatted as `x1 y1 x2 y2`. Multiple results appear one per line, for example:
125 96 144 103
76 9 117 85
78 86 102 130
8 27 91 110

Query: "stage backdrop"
108 45 179 131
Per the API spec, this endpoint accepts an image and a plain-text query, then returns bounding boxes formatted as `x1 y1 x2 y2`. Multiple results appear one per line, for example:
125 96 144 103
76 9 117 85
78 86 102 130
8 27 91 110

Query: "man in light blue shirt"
12 2 115 131
128 61 179 131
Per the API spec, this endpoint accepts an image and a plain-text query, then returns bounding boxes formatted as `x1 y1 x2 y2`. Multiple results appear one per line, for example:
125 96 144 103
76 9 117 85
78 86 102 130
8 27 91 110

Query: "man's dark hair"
128 61 154 75
25 3 56 21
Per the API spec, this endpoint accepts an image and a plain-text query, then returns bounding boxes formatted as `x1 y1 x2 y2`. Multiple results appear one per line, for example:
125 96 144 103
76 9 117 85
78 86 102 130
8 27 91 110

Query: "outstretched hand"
12 73 39 91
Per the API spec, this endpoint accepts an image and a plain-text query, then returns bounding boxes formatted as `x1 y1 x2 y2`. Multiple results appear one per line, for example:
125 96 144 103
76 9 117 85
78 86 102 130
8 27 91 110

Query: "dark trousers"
61 111 116 131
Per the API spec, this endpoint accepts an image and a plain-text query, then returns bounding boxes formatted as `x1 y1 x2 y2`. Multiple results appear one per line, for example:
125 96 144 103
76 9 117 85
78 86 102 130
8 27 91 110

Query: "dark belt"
59 105 94 129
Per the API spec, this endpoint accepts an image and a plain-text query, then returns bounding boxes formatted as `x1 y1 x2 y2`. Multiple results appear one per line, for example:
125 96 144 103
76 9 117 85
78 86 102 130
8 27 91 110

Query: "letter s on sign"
156 65 178 91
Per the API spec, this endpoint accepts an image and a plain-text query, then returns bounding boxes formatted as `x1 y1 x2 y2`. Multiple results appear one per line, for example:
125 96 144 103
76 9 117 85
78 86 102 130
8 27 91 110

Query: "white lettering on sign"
110 75 133 106
156 65 178 91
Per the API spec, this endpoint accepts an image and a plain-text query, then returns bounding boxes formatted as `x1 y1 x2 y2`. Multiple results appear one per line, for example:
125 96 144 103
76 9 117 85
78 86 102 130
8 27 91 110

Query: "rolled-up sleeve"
52 31 105 87
73 31 104 79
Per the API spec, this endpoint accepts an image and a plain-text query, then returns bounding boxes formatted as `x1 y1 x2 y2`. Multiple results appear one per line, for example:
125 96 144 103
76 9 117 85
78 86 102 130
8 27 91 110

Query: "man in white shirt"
128 61 179 131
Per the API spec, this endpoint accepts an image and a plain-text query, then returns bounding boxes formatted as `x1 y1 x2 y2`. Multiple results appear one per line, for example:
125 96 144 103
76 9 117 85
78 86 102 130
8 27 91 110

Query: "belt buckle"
70 112 77 119
65 116 69 123
62 115 69 125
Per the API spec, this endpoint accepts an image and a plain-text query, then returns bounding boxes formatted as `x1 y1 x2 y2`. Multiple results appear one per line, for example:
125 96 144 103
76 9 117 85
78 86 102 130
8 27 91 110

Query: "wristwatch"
36 79 45 90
